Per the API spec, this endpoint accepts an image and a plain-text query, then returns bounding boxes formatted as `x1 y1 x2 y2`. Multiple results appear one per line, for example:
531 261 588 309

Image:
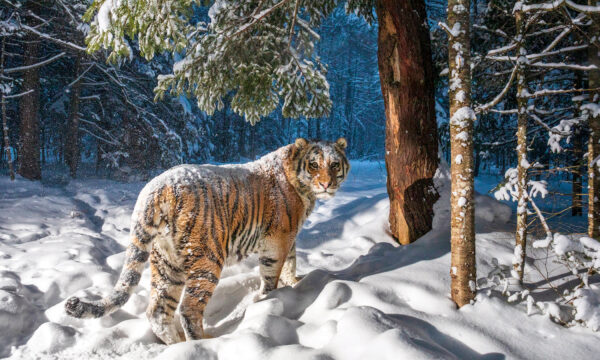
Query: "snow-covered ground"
1 161 599 359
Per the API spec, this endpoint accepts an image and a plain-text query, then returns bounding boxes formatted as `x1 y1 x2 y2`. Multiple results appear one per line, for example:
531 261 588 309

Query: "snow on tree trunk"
18 31 41 181
448 0 476 307
588 0 600 240
513 9 529 284
376 0 439 245
1 37 14 181
66 55 82 178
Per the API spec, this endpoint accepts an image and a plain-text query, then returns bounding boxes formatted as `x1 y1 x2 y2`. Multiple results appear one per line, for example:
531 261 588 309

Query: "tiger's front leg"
257 237 293 298
279 242 303 287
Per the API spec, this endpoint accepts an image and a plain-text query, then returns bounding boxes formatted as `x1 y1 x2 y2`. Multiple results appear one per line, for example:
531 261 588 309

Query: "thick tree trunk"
448 0 476 307
588 0 600 239
66 55 82 178
18 33 41 180
1 37 15 180
376 0 439 245
513 9 529 284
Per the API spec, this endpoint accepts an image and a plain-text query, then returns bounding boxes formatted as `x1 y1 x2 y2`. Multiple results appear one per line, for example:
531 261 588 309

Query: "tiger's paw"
278 274 304 287
253 292 268 303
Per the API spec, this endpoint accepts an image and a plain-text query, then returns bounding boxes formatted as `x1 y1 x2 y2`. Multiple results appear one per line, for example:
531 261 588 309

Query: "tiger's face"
295 138 350 200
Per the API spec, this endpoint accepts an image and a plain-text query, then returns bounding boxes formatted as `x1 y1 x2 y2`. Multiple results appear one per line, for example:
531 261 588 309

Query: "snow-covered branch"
21 25 87 52
4 52 66 73
476 66 518 113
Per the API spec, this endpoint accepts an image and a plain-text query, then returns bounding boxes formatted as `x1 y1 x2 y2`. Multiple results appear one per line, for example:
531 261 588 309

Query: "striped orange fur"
65 138 350 344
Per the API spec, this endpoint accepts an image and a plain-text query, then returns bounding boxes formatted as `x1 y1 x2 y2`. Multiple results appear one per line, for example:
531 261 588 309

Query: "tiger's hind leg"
147 249 185 345
179 257 223 340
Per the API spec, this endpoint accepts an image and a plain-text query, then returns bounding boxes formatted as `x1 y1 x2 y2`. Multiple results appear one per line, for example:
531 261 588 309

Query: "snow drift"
1 161 599 359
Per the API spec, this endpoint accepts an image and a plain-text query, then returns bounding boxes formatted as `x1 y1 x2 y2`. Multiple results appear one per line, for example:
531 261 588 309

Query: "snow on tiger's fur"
65 138 350 344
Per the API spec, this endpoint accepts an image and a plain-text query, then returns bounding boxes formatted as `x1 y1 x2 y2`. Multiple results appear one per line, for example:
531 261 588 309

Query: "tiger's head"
292 138 350 200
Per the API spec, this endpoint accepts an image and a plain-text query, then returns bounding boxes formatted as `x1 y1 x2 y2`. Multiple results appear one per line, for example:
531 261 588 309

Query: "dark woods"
0 4 383 180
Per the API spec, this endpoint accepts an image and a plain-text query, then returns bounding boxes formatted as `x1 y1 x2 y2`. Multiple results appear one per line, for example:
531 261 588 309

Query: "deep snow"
1 161 599 359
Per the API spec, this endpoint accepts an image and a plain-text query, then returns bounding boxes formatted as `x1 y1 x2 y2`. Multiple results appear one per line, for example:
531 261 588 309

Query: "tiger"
65 137 350 345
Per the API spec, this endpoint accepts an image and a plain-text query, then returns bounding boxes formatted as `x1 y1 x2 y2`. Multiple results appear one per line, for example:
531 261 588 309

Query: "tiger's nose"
320 182 330 190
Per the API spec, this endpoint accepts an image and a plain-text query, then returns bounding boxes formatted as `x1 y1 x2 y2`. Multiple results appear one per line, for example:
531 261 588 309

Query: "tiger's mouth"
314 190 336 200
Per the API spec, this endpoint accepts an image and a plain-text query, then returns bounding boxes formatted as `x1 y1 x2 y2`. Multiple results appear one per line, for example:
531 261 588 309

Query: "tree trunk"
588 0 600 239
513 9 529 284
572 125 583 217
66 55 82 178
316 118 321 139
18 32 41 180
448 0 476 307
376 0 439 245
474 145 481 177
1 37 15 180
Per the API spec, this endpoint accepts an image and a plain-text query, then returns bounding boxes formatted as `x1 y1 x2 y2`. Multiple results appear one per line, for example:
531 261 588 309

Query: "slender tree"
447 0 476 307
18 31 42 180
376 0 439 245
513 7 528 284
66 55 83 178
1 36 14 180
588 0 600 239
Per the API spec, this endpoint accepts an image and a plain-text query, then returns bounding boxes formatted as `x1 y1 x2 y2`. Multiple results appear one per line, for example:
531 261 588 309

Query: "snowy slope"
1 161 599 359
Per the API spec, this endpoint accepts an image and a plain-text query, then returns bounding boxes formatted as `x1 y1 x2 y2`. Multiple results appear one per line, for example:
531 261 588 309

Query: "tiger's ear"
295 138 309 150
335 137 347 150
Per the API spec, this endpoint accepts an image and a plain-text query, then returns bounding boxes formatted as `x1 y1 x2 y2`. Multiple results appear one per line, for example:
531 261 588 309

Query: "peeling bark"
376 0 439 245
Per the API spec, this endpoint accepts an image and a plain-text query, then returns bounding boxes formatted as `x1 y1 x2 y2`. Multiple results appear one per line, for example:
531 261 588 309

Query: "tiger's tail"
65 226 152 318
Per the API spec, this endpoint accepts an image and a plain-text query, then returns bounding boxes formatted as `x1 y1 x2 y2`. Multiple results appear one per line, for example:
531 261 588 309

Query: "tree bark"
588 0 600 239
66 55 82 178
376 0 439 245
448 0 476 307
572 125 583 217
18 32 41 180
513 9 529 284
1 37 15 180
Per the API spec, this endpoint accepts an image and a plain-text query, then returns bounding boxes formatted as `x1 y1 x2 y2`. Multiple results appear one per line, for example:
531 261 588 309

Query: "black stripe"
185 287 213 302
181 186 201 246
153 250 183 273
243 231 257 255
275 180 293 227
194 270 219 284
135 224 153 244
231 179 240 218
240 191 255 251
126 244 149 264
120 269 141 286
151 258 185 285
259 256 278 267
109 290 130 306
163 293 179 303
201 248 223 268
209 185 225 260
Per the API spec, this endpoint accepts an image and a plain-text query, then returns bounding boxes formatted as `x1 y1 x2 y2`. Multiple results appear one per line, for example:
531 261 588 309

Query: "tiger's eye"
309 161 319 170
331 162 340 170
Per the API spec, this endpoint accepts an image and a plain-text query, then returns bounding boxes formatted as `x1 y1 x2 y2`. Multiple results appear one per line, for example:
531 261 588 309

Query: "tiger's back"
65 138 350 345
